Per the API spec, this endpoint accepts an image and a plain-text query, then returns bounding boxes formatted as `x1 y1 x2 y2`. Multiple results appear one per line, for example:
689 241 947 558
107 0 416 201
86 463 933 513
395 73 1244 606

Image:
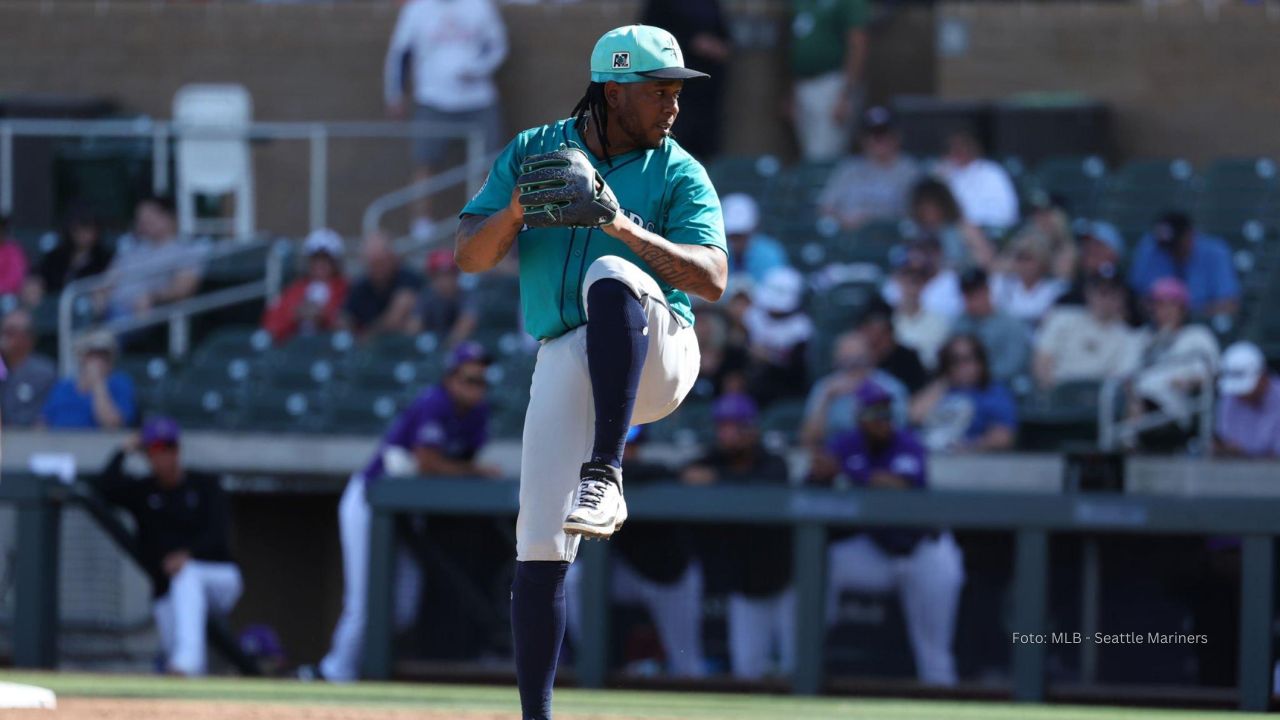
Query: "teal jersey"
461 118 727 341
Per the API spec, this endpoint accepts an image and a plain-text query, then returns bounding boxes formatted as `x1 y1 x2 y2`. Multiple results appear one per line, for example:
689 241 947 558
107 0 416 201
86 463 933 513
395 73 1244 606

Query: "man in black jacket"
93 416 240 676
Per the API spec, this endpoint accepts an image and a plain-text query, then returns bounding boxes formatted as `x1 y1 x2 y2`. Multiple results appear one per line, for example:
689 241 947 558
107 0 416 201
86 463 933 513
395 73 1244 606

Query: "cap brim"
638 67 710 80
1219 371 1261 396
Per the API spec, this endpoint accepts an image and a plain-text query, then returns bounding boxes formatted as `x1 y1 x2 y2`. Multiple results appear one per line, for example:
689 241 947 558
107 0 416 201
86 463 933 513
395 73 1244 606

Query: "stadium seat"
645 399 714 447
346 355 425 395
158 381 242 430
1028 155 1108 217
1097 159 1199 243
324 390 403 436
264 355 344 393
759 398 808 452
470 275 522 331
192 325 271 365
1016 380 1103 451
239 388 326 433
706 154 782 202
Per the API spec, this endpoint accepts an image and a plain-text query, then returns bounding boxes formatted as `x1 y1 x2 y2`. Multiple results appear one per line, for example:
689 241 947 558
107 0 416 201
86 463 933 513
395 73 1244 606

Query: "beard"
615 107 666 150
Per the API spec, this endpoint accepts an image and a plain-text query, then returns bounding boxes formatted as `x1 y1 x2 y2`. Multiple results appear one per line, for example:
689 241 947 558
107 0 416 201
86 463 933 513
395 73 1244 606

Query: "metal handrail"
56 236 274 374
361 150 498 238
1098 347 1217 452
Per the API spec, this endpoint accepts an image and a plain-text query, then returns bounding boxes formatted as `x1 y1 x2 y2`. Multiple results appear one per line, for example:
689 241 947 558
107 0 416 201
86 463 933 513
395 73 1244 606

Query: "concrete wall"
936 1 1280 164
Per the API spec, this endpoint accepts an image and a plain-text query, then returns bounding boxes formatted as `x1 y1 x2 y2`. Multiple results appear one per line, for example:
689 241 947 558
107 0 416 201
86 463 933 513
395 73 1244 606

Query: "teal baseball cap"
590 25 710 84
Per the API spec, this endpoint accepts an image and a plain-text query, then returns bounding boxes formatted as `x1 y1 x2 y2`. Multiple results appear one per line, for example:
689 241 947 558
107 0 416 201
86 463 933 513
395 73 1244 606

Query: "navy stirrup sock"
586 279 649 468
512 560 569 720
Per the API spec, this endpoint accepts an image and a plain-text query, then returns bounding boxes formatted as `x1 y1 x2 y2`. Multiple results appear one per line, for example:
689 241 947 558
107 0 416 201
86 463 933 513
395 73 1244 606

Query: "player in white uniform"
455 25 726 720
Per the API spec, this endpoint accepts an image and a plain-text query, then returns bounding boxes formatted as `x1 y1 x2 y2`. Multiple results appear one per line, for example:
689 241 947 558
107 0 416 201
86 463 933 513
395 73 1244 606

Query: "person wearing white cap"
1214 341 1280 458
721 193 789 284
261 229 349 344
743 266 813 405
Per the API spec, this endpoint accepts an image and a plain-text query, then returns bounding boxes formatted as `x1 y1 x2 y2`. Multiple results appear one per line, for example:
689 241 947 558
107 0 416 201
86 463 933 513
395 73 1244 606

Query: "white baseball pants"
565 558 707 677
794 71 859 162
152 560 243 676
517 256 700 563
825 533 965 685
320 476 425 682
728 588 797 680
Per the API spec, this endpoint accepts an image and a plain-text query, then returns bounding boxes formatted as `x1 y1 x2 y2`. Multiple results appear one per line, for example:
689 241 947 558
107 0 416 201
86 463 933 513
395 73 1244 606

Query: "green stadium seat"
192 325 271 365
324 390 402 436
1097 159 1199 243
239 388 327 433
760 398 808 452
1016 380 1102 451
706 154 783 202
346 355 425 395
644 399 714 447
264 355 344 393
470 275 522 331
1028 155 1108 217
158 381 242 431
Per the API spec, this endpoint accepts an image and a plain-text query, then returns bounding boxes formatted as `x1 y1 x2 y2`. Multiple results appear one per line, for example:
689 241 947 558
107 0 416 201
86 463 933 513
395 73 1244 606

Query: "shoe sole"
562 517 626 540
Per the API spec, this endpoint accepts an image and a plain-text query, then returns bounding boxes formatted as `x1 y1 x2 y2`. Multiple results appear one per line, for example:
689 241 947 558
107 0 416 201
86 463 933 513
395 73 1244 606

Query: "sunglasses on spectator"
457 373 489 389
858 405 893 422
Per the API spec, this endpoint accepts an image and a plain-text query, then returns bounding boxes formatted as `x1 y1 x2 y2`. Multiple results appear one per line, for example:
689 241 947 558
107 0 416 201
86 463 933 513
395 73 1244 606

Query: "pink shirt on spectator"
0 240 28 295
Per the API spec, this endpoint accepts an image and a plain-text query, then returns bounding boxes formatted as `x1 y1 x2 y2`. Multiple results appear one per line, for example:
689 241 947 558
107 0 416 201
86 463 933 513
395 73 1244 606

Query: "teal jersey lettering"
461 118 727 341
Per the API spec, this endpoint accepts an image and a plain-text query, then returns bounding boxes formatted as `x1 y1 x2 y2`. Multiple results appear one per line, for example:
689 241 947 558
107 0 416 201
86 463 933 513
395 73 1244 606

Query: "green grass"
0 671 1267 720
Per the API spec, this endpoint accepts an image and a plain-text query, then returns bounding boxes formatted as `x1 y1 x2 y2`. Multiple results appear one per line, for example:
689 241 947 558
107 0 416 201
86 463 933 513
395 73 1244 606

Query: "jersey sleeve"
663 160 727 254
460 133 524 218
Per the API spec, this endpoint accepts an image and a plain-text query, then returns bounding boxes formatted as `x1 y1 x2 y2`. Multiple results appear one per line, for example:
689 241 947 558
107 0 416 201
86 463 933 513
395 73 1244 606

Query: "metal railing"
56 236 284 374
0 118 486 232
1098 348 1217 452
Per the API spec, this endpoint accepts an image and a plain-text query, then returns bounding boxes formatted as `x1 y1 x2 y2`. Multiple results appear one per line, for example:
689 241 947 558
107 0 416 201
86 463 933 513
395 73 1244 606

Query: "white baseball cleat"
563 462 627 539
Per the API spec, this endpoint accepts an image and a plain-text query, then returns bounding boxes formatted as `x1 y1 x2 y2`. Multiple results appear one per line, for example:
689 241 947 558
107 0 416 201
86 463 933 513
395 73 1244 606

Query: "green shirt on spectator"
790 0 870 79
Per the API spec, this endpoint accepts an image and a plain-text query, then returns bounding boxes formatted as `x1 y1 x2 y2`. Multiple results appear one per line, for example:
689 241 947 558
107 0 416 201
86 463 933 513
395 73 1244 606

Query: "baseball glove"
516 147 620 228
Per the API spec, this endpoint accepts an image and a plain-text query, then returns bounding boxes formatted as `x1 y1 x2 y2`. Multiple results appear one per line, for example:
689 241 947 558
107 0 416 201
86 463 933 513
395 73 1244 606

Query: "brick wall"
937 1 1280 164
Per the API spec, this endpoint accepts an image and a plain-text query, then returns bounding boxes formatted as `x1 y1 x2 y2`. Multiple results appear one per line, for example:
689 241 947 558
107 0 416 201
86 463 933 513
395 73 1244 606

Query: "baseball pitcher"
455 24 727 720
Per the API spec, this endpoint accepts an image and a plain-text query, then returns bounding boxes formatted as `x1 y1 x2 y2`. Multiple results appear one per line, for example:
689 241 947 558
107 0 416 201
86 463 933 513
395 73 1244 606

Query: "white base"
0 682 56 709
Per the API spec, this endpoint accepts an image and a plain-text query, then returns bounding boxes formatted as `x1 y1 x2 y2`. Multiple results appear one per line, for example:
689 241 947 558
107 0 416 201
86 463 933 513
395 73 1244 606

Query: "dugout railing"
364 479 1280 713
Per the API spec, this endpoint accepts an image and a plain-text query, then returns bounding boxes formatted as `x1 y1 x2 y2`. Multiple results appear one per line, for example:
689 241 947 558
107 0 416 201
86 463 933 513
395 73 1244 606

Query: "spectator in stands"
693 307 747 398
0 214 29 297
800 330 909 449
892 260 950 370
103 197 204 322
409 249 479 347
641 0 732 159
1130 278 1219 435
261 229 349 345
810 381 964 686
743 267 812 405
0 309 56 427
311 342 499 683
881 236 964 319
933 131 1019 232
41 330 136 430
385 0 507 241
1214 341 1280 458
1128 212 1240 319
22 208 114 308
951 268 1032 384
989 232 1067 326
1033 265 1142 390
1058 220 1121 304
858 300 928 393
910 334 1017 452
92 417 240 676
1018 190 1077 280
788 0 870 162
904 179 994 272
340 231 422 340
683 393 793 679
817 106 921 228
567 426 706 677
721 194 789 284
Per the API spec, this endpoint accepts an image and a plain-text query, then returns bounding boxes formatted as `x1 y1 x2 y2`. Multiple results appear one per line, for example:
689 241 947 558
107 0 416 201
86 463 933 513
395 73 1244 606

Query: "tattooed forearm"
605 217 727 301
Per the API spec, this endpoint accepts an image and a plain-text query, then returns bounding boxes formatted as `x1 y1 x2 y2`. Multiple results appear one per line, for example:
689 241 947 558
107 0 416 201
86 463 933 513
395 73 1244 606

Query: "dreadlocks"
571 82 612 164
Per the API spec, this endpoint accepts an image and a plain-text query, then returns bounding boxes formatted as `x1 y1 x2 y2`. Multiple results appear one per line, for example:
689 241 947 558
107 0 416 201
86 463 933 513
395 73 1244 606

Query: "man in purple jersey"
811 381 965 686
304 342 499 682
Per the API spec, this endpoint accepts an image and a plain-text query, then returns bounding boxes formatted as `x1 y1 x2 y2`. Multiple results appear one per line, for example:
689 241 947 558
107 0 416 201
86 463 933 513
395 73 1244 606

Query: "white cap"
1219 341 1266 396
753 266 804 314
303 228 344 258
721 193 759 236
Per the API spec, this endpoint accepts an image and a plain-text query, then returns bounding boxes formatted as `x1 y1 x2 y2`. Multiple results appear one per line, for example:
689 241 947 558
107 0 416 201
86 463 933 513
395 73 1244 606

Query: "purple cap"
238 624 285 661
447 341 491 372
141 416 181 446
712 393 759 425
855 380 893 408
1149 276 1190 307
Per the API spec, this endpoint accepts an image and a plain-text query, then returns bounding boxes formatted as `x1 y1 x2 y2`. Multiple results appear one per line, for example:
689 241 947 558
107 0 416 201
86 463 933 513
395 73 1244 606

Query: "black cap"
1153 211 1192 247
959 267 989 293
863 106 894 134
